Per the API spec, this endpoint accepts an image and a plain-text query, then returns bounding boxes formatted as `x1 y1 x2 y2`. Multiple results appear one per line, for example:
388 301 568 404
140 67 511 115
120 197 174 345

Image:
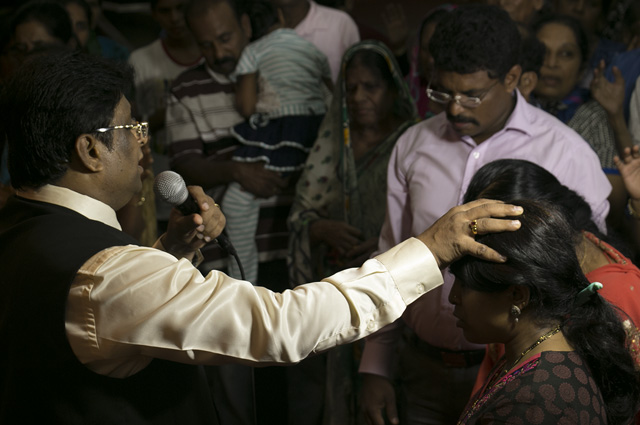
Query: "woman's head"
463 159 598 236
449 200 588 342
344 45 400 128
450 199 640 423
533 14 589 102
9 1 76 56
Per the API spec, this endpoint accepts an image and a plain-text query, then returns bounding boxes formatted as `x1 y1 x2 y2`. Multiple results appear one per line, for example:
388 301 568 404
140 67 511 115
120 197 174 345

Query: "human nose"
544 51 557 68
446 97 465 115
352 85 366 102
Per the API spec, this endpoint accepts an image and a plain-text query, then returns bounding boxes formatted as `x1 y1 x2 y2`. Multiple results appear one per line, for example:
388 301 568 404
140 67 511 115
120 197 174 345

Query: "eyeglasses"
94 122 149 144
426 80 499 109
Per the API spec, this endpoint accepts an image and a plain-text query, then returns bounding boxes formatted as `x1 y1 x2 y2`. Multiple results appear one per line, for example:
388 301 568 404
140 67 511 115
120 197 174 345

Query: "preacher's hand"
162 186 226 260
418 199 523 269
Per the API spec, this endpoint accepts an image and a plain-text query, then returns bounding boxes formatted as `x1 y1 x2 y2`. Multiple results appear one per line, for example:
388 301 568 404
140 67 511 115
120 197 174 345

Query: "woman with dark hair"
554 0 626 79
287 39 417 425
289 40 417 284
463 159 640 326
450 199 640 424
532 14 631 230
9 0 77 58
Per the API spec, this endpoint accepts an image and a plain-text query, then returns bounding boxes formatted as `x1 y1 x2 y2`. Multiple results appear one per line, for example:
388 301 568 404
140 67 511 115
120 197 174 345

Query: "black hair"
463 159 600 236
246 0 279 40
532 14 590 70
450 200 640 424
418 8 451 46
463 159 633 256
519 31 546 76
428 4 521 80
57 0 93 26
0 49 134 189
9 1 75 48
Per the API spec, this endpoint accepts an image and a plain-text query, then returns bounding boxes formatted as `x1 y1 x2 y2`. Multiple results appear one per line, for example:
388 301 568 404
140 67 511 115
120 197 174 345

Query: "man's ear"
517 70 539 102
74 134 104 172
240 13 252 40
504 64 523 92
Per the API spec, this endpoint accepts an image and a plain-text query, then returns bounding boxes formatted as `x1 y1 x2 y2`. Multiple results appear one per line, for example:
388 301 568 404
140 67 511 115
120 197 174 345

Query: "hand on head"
417 199 523 268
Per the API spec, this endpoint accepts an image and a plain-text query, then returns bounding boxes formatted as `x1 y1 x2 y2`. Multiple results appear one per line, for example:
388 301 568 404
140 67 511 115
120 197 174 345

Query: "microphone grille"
153 171 188 206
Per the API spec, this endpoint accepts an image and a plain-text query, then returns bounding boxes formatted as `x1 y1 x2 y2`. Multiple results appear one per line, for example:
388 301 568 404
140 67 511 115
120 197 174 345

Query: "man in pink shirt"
358 5 612 425
270 0 360 82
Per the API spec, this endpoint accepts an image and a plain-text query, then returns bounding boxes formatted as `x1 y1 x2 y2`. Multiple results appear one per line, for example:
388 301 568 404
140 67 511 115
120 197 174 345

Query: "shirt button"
367 320 377 331
417 283 426 293
473 152 480 159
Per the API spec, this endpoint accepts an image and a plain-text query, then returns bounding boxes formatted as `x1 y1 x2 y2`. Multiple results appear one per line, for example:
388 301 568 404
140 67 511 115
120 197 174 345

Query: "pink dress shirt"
294 0 360 82
359 90 612 377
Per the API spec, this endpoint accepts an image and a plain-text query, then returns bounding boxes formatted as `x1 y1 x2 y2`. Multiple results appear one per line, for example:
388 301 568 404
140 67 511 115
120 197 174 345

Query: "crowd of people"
1 0 640 424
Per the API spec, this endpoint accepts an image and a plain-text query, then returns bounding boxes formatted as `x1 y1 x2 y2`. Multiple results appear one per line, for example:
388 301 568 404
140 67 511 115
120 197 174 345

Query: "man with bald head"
165 1 292 422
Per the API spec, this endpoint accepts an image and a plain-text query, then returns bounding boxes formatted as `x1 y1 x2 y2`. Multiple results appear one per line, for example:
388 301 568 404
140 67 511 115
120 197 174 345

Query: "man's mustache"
214 57 235 67
447 113 479 126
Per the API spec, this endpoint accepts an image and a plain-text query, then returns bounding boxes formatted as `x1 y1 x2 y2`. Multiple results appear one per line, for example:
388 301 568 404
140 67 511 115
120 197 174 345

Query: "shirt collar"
500 89 533 136
16 184 122 230
296 1 328 33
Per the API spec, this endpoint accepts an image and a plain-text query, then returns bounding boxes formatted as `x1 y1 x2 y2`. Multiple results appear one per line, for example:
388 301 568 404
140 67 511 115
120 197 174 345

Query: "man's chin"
208 62 236 76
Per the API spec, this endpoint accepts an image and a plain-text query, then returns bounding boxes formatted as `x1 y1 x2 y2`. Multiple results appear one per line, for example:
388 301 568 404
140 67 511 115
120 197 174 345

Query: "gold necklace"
503 325 561 374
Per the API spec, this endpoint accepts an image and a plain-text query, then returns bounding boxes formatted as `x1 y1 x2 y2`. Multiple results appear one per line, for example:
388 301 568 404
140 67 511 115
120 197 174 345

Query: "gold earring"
511 305 521 324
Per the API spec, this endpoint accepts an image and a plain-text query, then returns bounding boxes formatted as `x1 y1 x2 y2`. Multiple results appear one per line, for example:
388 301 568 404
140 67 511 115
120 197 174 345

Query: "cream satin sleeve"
66 237 442 378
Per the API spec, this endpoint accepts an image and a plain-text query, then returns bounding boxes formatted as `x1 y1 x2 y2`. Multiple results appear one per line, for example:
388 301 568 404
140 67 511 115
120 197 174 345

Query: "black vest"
0 196 219 424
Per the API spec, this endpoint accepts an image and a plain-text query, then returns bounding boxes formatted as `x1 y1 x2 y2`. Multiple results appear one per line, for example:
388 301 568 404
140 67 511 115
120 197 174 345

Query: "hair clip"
576 282 603 306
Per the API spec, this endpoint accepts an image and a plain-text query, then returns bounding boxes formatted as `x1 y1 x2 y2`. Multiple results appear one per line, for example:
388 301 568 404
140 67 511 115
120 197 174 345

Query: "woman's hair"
450 200 640 424
10 1 76 47
463 158 632 256
464 159 600 236
532 14 590 70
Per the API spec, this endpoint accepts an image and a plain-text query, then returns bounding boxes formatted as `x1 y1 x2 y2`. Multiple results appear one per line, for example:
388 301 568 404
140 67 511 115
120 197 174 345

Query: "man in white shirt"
0 48 521 425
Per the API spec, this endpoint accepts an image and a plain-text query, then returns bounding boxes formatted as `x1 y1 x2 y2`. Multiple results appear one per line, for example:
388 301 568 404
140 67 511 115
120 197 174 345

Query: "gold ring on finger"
469 219 478 236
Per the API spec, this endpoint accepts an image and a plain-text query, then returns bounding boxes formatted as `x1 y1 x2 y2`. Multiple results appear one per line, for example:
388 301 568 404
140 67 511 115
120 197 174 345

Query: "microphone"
153 171 239 259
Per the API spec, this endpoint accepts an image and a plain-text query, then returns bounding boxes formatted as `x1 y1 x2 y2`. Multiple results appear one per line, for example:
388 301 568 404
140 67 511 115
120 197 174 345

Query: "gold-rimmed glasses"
426 80 499 109
94 121 149 144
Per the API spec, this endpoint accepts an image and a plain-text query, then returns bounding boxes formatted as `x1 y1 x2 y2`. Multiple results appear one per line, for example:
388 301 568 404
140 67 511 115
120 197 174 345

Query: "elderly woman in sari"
286 40 417 425
288 40 417 285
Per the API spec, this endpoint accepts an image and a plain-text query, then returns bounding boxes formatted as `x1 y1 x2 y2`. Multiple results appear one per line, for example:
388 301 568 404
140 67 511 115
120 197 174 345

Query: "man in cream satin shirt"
0 50 521 424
